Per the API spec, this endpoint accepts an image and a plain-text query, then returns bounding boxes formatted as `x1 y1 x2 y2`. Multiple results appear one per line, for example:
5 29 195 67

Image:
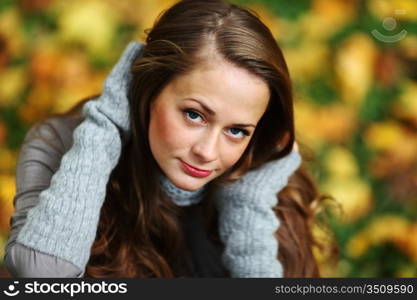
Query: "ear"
275 132 298 152
275 140 298 152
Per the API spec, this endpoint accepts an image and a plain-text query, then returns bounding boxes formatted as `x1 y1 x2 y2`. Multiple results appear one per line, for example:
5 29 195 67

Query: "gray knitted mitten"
94 42 144 134
214 149 302 277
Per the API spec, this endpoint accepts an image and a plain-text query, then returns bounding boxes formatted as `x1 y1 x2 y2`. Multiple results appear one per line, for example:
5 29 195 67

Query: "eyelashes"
184 109 203 122
182 109 250 139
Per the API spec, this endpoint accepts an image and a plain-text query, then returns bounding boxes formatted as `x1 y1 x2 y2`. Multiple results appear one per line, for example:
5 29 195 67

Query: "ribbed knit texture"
214 151 301 277
16 42 145 270
159 173 208 206
16 41 302 277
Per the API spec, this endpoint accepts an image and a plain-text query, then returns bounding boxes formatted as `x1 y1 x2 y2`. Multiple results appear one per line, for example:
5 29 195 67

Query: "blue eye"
228 128 249 139
184 109 203 123
183 109 250 140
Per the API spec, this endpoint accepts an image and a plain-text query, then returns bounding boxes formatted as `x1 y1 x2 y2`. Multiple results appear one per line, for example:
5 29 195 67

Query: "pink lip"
179 160 213 178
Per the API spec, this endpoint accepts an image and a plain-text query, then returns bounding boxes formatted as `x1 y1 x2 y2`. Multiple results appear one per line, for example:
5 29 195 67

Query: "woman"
4 0 332 277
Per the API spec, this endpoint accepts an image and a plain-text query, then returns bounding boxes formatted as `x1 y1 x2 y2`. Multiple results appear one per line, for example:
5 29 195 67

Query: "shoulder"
25 113 84 155
15 113 84 192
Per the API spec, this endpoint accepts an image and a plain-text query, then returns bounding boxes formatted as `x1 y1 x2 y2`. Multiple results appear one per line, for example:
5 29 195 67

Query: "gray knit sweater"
9 42 301 277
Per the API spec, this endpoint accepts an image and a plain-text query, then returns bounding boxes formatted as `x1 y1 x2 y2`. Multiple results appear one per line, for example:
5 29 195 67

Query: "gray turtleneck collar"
158 172 208 206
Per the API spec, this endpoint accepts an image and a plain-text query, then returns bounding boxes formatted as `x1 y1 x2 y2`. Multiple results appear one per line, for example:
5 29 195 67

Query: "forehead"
170 58 270 123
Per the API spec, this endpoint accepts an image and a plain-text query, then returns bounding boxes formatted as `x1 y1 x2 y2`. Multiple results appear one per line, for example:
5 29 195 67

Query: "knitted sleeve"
14 42 143 273
14 99 123 272
4 117 84 277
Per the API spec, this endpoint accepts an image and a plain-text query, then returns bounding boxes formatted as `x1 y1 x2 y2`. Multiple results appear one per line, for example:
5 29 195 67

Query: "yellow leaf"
366 215 409 244
322 177 373 223
335 34 377 108
0 174 16 233
368 0 417 20
393 81 417 123
299 0 358 41
324 146 359 178
346 233 370 258
0 67 27 107
0 8 26 56
0 149 17 173
57 0 118 55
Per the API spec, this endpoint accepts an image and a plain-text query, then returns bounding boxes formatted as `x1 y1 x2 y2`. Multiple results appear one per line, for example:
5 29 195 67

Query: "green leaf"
234 0 311 20
1 105 29 150
0 0 16 12
358 83 401 123
303 77 338 106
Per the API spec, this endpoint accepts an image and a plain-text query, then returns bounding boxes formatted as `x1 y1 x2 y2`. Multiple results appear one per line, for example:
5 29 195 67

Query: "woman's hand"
87 42 144 134
214 142 302 277
217 144 302 205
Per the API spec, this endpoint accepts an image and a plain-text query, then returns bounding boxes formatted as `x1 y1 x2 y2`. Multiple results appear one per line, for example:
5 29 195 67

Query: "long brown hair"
66 0 336 277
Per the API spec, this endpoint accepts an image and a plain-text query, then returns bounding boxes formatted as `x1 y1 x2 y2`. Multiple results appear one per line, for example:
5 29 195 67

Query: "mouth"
179 159 213 178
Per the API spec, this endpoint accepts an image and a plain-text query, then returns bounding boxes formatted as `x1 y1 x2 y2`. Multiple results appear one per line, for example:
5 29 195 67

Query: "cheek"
149 106 185 153
220 146 247 171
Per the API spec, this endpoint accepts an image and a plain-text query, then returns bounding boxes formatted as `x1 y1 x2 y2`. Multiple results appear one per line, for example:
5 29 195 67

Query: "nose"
191 130 219 163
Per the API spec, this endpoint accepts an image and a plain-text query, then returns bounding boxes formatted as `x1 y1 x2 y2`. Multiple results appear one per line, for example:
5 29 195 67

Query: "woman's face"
148 57 270 191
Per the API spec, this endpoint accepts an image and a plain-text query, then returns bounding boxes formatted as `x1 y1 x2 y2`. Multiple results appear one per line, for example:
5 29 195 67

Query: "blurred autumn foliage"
0 0 416 277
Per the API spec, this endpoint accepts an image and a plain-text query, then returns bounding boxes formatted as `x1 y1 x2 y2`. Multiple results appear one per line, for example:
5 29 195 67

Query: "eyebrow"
186 98 256 128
